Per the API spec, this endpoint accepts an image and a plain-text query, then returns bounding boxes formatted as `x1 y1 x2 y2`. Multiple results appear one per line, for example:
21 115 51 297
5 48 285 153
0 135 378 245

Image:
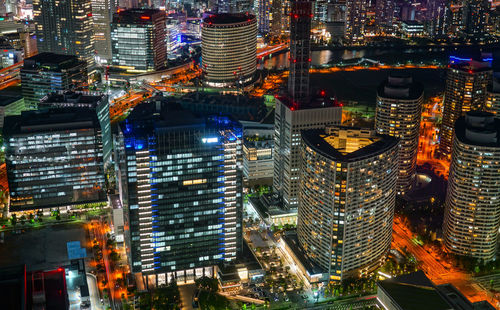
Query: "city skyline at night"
0 0 499 309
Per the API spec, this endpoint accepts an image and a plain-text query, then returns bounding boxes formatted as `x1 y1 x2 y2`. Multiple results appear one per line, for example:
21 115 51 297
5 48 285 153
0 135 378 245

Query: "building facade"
485 74 500 118
111 9 167 73
201 13 257 88
4 108 106 211
273 97 342 211
38 91 112 167
298 127 399 281
443 112 500 261
92 0 114 63
345 0 366 42
439 58 492 156
288 0 312 104
375 75 423 195
21 53 88 110
243 139 273 185
120 103 243 284
33 0 95 68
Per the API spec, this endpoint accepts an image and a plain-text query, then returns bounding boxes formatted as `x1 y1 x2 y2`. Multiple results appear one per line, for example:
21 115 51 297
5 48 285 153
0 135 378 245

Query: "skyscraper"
298 126 399 281
273 97 342 211
273 0 342 211
375 74 423 195
201 13 257 88
38 91 113 167
345 0 366 42
375 0 394 32
111 9 167 73
33 0 95 68
439 57 492 156
486 75 500 118
4 108 106 211
21 53 88 110
92 0 115 63
463 0 489 37
120 101 242 283
288 0 312 104
443 111 500 261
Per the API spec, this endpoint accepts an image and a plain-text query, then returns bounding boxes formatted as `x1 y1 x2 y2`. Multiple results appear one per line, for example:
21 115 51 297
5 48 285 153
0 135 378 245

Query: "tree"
10 214 17 226
195 276 218 292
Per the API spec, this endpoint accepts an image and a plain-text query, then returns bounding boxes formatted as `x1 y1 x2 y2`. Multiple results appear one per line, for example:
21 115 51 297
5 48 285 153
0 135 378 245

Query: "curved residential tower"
443 111 500 261
375 74 423 195
298 126 399 281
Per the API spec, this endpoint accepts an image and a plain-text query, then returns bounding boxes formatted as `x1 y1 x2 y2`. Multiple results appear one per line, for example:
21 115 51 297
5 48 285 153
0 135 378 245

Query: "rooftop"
22 53 83 71
302 126 399 162
3 108 98 136
203 13 256 25
455 111 500 147
377 74 424 100
378 279 452 310
113 8 165 24
39 91 106 109
0 94 22 107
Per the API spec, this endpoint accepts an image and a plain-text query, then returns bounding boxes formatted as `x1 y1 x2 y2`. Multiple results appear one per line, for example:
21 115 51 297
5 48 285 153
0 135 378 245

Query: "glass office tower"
120 101 242 285
4 108 106 211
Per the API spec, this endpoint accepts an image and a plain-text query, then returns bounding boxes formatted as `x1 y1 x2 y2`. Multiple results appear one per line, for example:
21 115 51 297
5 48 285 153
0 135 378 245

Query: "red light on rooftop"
140 15 150 20
294 14 298 18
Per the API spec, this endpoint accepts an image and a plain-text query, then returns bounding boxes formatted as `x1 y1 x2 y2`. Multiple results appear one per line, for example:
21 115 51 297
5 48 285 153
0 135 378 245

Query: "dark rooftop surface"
377 74 424 100
113 8 165 24
449 60 492 73
203 13 255 25
301 127 399 162
282 231 324 276
3 108 98 136
276 93 342 111
0 94 22 107
455 111 500 147
22 52 82 70
378 280 452 310
39 91 106 108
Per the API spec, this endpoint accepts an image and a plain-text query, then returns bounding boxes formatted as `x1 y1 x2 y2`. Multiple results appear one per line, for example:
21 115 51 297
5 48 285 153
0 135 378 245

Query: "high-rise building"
288 0 312 104
38 91 112 167
439 57 492 156
443 111 500 261
375 0 394 32
120 102 242 283
345 0 366 42
486 75 500 118
463 0 489 37
298 126 399 281
257 0 271 34
21 53 88 110
4 108 106 211
375 74 423 195
274 0 342 211
33 0 95 68
201 13 257 88
92 0 115 63
273 97 342 211
111 9 167 73
270 0 283 37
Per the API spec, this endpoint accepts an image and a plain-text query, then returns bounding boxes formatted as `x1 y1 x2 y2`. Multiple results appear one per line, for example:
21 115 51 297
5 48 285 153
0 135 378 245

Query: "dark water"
261 47 467 106
309 69 446 106
262 45 496 69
